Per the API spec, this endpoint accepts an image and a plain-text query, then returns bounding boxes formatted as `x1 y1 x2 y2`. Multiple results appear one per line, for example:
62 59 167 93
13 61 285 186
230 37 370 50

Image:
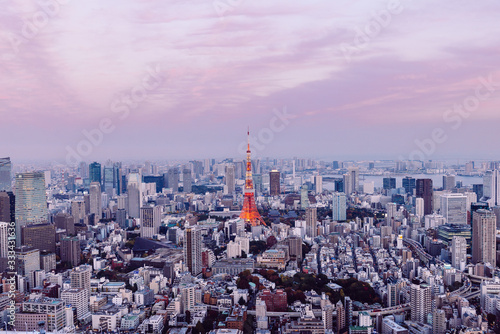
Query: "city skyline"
2 1 500 162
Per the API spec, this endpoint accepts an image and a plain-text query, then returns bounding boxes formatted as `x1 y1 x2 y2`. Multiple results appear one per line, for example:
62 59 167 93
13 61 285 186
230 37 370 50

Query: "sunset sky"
1 0 500 162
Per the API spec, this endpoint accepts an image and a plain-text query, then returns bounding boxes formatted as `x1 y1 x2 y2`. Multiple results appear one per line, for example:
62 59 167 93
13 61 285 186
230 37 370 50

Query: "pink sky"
1 0 500 162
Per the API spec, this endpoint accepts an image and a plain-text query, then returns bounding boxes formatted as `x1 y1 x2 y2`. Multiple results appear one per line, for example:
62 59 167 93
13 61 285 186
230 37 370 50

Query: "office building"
0 157 11 191
184 227 202 276
415 197 424 219
167 167 179 191
225 164 235 194
127 173 142 218
140 205 162 238
472 209 496 267
451 236 467 271
15 172 47 245
387 278 401 307
22 223 56 253
484 170 500 206
270 170 280 196
22 297 66 332
343 167 359 194
473 184 484 201
440 193 467 224
70 265 92 295
305 207 317 238
314 175 323 194
442 175 456 191
89 162 101 184
54 212 75 235
103 167 115 197
0 221 8 258
61 236 81 267
182 168 192 193
287 236 303 262
16 246 40 288
332 192 347 221
410 281 431 323
383 177 396 190
402 176 416 195
89 182 101 221
416 179 433 215
0 191 15 222
61 288 90 322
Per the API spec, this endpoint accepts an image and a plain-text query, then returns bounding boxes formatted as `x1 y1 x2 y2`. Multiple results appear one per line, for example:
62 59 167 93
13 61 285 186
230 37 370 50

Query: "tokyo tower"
240 130 266 226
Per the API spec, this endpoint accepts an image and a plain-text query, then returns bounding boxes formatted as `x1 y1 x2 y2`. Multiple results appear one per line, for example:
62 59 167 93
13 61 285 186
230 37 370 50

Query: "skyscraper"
451 236 467 271
415 197 424 220
314 175 323 194
483 170 500 206
440 193 467 224
225 164 235 194
240 131 265 226
472 209 496 267
0 191 15 222
127 173 142 218
416 179 433 215
15 172 47 246
0 221 8 258
383 177 396 190
89 182 101 221
343 167 359 194
182 169 192 193
305 207 317 238
184 227 202 276
402 176 416 195
103 167 115 197
88 162 101 184
332 192 347 221
167 167 179 192
140 205 162 238
0 157 12 191
410 281 431 323
443 175 456 191
61 236 81 267
269 170 280 196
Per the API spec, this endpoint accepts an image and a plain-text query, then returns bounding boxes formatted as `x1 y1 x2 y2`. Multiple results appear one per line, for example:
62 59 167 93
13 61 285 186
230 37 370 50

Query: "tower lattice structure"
240 130 265 226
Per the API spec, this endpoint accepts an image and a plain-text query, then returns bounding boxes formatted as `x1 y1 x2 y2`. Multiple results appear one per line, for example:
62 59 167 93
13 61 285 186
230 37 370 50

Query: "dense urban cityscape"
2 139 500 334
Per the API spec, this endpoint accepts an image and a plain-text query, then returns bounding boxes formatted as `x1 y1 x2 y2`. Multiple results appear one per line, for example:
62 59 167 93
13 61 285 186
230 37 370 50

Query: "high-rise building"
61 236 81 267
184 227 202 276
343 167 359 194
383 177 396 190
344 296 353 328
88 162 101 184
16 246 40 288
443 175 456 191
305 207 317 238
70 265 92 294
387 278 401 307
61 288 90 322
336 301 345 332
484 170 500 206
182 169 192 193
78 161 88 179
300 185 309 209
140 205 162 238
240 131 265 226
472 209 496 267
127 173 142 218
440 193 467 224
22 223 56 253
433 309 446 334
54 212 75 235
103 167 115 197
416 179 433 215
0 157 12 191
332 161 339 170
402 176 416 195
225 164 235 194
410 281 431 323
0 221 8 258
314 175 323 194
89 182 101 221
415 197 424 219
322 304 334 331
451 236 467 271
332 192 347 221
287 236 303 263
167 167 179 192
473 184 484 201
15 172 47 245
269 170 280 196
0 191 15 222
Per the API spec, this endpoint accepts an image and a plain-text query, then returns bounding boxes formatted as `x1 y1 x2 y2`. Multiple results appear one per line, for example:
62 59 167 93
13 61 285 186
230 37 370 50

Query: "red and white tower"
240 130 265 226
